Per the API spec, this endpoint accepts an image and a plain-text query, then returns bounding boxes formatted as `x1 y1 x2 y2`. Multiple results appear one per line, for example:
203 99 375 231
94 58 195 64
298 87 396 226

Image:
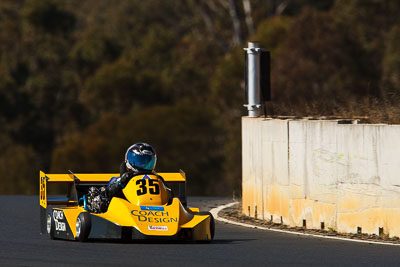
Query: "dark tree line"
0 0 399 195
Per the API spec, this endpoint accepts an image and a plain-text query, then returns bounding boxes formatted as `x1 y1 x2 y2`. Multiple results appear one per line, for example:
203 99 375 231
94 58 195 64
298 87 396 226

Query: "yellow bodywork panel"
42 172 119 183
55 207 86 238
95 197 191 236
158 172 186 182
180 214 208 228
188 207 200 213
122 174 170 206
40 171 185 183
39 171 185 209
39 171 47 208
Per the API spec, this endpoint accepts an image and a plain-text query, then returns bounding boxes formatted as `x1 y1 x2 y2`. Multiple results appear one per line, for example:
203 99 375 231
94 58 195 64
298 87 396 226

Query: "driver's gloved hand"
120 171 134 186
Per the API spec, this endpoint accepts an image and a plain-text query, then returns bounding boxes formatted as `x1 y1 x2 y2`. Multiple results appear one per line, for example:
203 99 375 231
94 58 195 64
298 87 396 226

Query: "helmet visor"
127 152 156 171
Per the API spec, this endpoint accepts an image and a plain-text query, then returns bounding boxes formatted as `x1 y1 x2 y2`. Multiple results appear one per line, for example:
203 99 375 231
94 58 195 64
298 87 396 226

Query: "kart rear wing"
39 170 187 209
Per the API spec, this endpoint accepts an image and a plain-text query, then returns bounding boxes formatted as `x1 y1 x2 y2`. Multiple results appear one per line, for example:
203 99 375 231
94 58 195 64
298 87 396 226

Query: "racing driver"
84 142 162 213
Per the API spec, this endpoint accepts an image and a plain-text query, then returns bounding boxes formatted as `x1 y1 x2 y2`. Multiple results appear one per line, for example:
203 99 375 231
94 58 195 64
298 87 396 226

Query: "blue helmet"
125 143 157 172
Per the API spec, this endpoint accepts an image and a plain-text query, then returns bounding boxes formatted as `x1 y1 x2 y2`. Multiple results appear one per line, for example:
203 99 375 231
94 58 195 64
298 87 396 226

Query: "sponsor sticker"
53 210 66 231
140 206 164 211
131 209 177 223
148 225 168 231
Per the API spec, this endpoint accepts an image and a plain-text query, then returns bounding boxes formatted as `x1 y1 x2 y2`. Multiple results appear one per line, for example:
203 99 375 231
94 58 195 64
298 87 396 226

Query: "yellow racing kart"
39 171 215 242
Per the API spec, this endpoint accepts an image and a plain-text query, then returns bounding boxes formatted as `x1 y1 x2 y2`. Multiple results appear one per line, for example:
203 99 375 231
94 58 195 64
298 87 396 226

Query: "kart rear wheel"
46 210 55 240
76 212 91 242
197 211 215 241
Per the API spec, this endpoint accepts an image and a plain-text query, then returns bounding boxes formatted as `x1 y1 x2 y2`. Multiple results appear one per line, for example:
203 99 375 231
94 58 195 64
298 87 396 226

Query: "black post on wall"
244 42 271 117
260 50 271 103
244 52 248 103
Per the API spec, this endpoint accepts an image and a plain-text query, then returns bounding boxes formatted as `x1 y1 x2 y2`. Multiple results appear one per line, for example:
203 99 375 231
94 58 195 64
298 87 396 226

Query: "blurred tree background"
1 0 400 195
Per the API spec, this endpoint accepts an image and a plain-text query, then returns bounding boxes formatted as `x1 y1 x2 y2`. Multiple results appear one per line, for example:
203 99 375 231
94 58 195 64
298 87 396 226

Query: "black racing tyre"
197 211 215 241
76 212 91 242
46 209 55 240
167 188 174 205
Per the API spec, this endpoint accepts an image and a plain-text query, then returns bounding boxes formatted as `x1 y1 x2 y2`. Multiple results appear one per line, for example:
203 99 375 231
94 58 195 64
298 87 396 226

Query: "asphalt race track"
2 196 400 266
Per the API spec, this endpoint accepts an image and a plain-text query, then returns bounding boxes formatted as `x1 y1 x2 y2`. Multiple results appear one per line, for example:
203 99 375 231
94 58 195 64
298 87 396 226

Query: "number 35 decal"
136 179 160 196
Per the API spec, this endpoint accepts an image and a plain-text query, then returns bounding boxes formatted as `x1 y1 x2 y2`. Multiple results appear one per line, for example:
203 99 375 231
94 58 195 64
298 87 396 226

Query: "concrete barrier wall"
242 117 400 237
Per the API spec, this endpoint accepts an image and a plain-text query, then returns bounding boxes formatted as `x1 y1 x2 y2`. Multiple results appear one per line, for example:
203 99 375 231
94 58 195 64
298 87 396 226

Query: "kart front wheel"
46 210 55 240
76 212 91 242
